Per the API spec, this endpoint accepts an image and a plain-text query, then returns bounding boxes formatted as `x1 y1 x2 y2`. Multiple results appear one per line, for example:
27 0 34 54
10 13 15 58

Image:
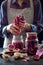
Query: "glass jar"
12 35 24 50
25 32 38 55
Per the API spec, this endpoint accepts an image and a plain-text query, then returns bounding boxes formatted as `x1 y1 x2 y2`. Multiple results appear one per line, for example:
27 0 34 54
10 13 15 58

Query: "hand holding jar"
6 15 26 35
12 15 26 50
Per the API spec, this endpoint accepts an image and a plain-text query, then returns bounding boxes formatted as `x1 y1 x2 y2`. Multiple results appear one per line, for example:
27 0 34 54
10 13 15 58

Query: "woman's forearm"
2 26 12 38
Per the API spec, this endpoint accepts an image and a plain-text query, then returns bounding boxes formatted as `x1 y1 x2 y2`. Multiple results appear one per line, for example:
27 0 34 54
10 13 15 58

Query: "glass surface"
25 32 38 55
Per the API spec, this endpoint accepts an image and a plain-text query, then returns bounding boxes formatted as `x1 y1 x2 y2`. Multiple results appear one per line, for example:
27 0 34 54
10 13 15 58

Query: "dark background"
40 0 43 13
0 0 43 47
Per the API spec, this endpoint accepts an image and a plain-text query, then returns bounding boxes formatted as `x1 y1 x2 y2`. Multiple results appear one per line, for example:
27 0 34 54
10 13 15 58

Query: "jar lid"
26 32 37 40
26 32 37 37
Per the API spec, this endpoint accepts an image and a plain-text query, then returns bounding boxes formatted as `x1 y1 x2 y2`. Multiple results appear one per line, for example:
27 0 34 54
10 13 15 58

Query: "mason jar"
12 35 24 50
25 32 38 55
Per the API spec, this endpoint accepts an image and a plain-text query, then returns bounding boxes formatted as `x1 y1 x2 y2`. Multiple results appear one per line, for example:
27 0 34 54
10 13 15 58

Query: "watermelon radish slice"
36 49 43 57
8 44 14 51
33 49 43 60
33 55 40 60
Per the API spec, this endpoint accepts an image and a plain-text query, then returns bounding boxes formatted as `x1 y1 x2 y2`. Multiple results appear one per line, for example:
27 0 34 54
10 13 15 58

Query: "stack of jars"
25 32 38 55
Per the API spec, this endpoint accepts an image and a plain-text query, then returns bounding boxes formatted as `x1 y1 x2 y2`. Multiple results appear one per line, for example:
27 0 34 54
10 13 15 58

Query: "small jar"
12 35 24 50
25 32 38 55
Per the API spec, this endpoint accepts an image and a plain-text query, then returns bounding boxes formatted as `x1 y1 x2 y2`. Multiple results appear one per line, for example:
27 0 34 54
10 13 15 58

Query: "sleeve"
30 24 37 32
2 26 12 38
1 0 12 38
32 0 43 33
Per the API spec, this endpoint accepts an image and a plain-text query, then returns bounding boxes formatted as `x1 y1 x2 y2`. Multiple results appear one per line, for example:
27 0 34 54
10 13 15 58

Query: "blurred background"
0 0 43 47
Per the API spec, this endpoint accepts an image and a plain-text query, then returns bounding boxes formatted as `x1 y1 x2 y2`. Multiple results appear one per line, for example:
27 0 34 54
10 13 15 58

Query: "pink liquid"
13 41 23 50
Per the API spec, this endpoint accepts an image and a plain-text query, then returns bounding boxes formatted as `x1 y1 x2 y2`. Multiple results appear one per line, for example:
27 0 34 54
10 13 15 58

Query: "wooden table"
0 48 43 65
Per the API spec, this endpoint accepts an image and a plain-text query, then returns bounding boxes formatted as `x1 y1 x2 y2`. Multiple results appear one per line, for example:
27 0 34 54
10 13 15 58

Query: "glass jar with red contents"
25 32 38 55
12 35 24 50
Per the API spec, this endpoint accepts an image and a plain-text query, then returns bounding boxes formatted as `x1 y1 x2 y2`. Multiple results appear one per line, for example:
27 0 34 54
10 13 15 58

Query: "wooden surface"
0 48 43 65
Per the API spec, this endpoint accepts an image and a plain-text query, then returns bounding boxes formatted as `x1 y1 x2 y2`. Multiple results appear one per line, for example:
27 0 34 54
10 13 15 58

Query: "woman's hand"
24 23 31 31
6 24 21 35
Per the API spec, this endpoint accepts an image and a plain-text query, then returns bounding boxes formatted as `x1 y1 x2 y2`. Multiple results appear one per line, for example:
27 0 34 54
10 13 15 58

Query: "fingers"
18 21 25 29
10 27 21 35
19 22 24 26
24 23 31 31
7 23 22 35
9 24 21 35
13 24 20 31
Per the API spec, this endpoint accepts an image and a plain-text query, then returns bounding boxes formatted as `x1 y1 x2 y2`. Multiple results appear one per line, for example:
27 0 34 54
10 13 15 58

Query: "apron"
3 0 34 48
